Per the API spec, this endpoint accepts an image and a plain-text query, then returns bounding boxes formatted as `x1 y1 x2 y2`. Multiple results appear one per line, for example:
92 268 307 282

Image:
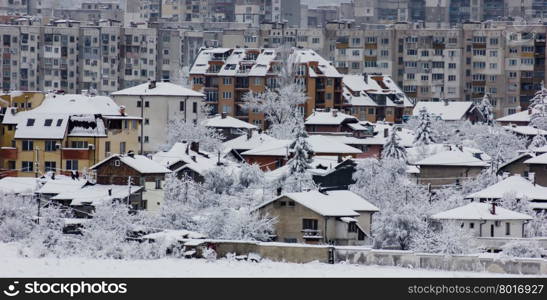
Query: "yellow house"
0 93 141 178
0 91 45 112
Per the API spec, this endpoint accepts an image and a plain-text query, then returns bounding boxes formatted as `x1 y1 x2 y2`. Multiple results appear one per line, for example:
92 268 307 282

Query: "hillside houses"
256 190 379 245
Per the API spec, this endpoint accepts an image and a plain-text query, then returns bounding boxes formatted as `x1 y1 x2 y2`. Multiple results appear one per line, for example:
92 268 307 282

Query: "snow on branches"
413 107 435 145
381 129 407 161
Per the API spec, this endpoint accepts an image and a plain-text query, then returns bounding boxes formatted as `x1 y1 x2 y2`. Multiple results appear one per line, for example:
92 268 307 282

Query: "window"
469 222 474 229
302 219 318 230
192 102 197 114
66 160 78 171
56 119 63 127
223 77 232 85
145 101 150 108
44 119 53 126
45 161 56 172
223 92 232 99
22 140 33 151
348 222 357 233
22 161 33 172
105 141 111 156
155 179 162 189
144 136 149 143
71 141 88 149
120 142 126 154
45 140 56 152
505 222 511 235
26 119 35 126
137 101 142 108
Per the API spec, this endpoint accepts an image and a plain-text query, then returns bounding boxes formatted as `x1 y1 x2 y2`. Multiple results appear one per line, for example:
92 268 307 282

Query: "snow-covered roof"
36 177 87 195
153 142 228 175
525 153 547 165
52 184 143 206
407 144 490 164
0 177 42 194
503 125 547 136
413 101 474 121
431 202 533 221
241 136 362 157
305 110 358 125
222 132 278 152
415 150 489 167
343 75 413 107
91 154 171 174
190 48 341 78
27 93 122 116
14 114 68 139
204 114 257 130
258 190 378 217
111 82 204 97
496 110 531 123
531 145 547 153
466 175 547 201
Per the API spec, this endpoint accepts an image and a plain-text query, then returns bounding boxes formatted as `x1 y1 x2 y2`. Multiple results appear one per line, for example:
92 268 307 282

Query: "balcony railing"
301 229 322 239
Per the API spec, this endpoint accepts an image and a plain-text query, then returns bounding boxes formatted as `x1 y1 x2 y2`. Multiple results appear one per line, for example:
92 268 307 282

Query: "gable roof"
204 114 257 130
431 202 533 221
91 154 171 174
222 132 278 153
14 114 68 139
153 142 221 174
504 125 547 136
413 101 474 121
525 152 547 165
415 150 489 167
52 184 143 206
496 110 531 123
111 82 204 97
257 190 378 217
241 136 362 157
466 175 547 201
305 110 358 125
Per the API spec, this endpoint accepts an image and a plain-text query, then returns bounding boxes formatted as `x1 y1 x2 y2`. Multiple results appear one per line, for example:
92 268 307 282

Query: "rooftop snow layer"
525 153 547 165
413 101 474 121
305 110 358 125
415 150 489 167
111 82 204 97
92 154 171 174
204 114 257 129
466 175 547 201
431 202 533 221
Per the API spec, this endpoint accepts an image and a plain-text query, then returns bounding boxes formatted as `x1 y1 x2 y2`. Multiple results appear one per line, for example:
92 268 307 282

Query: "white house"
413 101 481 122
431 202 533 238
111 81 205 153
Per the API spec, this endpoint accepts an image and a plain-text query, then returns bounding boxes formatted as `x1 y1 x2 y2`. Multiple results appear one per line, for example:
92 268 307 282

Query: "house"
465 175 547 211
111 81 205 153
431 202 533 238
524 153 547 186
407 143 490 164
51 183 144 218
503 125 547 142
304 109 373 138
153 141 223 182
341 74 414 123
204 113 258 141
412 100 482 122
414 149 489 187
241 135 362 171
496 110 532 126
222 131 278 161
256 190 379 245
90 152 171 211
497 152 535 177
0 92 141 177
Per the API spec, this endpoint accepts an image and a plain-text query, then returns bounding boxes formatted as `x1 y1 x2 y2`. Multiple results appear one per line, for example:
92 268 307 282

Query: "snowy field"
0 243 533 278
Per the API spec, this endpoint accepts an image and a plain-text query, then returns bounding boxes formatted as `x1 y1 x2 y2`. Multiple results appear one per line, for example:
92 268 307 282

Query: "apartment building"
0 92 141 178
189 47 343 127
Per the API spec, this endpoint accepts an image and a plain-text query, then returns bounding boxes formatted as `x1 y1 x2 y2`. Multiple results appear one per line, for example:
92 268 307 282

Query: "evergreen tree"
413 107 435 145
287 126 313 175
381 129 407 161
478 93 495 125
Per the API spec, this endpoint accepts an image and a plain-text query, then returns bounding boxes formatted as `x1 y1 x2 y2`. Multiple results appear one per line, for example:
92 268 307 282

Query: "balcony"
62 148 91 160
0 147 17 160
302 229 322 239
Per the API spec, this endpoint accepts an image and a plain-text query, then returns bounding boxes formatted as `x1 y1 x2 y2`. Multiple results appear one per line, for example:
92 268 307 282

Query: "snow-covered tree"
529 82 547 130
164 105 224 153
411 221 478 255
381 129 407 161
238 163 265 188
530 81 547 108
529 131 547 149
501 240 544 258
413 107 435 145
478 93 495 125
499 192 547 237
283 126 316 192
0 193 35 242
203 166 236 195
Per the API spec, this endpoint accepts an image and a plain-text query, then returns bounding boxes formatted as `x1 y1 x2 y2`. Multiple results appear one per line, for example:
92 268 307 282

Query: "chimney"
247 129 253 140
108 189 112 196
337 155 343 163
490 202 496 215
443 98 449 106
384 128 389 138
127 150 135 158
221 112 227 119
148 80 157 89
191 155 197 162
190 141 199 153
528 107 533 115
119 105 126 116
363 73 368 83
528 172 536 185
332 109 338 117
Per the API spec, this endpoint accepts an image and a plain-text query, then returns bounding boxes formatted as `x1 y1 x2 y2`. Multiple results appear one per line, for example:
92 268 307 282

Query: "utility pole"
139 95 144 155
36 195 41 224
127 176 132 207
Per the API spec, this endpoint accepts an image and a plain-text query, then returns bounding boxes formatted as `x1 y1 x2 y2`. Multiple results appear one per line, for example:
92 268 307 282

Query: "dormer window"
26 119 35 126
44 119 53 126
56 119 63 126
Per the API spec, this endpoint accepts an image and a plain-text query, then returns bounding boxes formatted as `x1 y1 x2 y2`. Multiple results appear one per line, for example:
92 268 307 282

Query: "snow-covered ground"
0 243 531 278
